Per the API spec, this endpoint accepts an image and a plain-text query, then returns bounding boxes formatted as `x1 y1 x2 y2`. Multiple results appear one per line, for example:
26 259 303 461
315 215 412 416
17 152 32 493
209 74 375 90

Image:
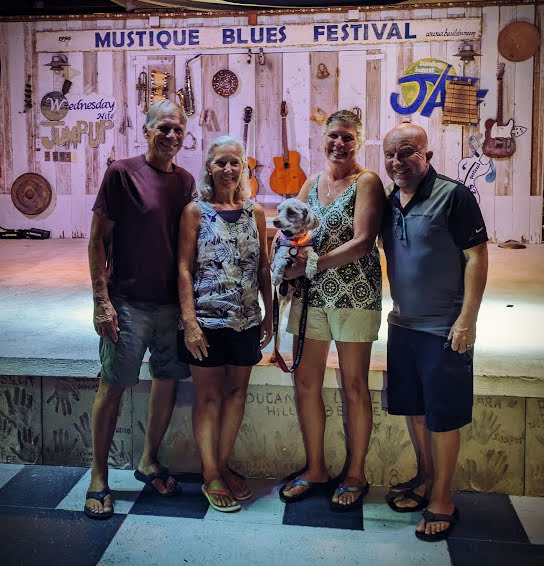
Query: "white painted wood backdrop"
0 4 541 242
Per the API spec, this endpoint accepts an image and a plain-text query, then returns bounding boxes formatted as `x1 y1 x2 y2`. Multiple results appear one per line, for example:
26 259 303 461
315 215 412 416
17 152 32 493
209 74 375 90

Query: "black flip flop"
330 483 369 512
387 488 429 513
279 477 329 503
84 487 114 520
415 507 459 542
134 468 181 497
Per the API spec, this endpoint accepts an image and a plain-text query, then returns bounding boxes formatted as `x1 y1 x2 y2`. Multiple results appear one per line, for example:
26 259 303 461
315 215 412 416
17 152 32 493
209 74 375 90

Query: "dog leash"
272 278 310 373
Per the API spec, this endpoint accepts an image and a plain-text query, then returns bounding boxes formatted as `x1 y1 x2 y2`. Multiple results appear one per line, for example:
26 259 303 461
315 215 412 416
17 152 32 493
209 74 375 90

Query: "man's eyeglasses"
395 213 407 241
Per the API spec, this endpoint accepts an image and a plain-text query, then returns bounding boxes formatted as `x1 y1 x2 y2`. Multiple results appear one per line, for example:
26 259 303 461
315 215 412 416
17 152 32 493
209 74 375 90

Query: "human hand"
4 387 34 424
470 409 500 444
10 426 40 463
73 412 92 448
93 298 119 342
260 316 273 348
283 250 308 280
448 317 476 354
46 379 81 416
108 439 130 469
184 322 209 361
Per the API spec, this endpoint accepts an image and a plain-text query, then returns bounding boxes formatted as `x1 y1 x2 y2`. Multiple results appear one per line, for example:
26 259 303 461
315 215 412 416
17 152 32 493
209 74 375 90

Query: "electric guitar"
270 101 307 195
482 64 516 158
456 135 496 201
243 106 259 198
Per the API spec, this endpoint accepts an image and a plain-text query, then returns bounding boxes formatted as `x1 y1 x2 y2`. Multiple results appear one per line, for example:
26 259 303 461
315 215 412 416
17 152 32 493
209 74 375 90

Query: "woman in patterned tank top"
279 111 386 511
178 136 273 513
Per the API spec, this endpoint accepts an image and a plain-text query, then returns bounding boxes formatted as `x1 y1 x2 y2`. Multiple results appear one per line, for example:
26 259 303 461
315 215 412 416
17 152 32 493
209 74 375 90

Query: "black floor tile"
451 491 529 543
129 480 209 518
448 539 544 566
282 494 364 530
1 506 125 566
0 465 87 509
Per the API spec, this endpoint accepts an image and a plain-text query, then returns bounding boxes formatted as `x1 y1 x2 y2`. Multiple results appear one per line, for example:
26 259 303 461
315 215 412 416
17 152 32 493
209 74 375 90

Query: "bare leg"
192 365 237 509
390 415 434 509
281 337 330 498
331 341 373 506
86 380 124 515
137 378 178 494
217 365 253 499
416 428 459 536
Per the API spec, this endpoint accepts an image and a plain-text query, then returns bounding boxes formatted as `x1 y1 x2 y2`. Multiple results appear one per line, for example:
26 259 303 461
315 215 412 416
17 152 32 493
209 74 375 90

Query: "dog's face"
272 198 320 239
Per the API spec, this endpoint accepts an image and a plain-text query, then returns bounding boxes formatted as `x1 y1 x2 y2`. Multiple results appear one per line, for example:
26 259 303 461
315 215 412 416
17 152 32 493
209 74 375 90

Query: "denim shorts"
386 323 473 432
178 325 262 367
99 299 191 387
287 298 381 342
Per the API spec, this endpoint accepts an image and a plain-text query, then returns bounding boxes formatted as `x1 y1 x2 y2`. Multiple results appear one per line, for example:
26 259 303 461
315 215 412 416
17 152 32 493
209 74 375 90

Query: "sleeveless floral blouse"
192 199 261 330
303 174 382 310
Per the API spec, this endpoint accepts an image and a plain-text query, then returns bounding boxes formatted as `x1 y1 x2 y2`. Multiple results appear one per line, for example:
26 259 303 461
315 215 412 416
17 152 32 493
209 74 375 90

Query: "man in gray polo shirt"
381 123 488 542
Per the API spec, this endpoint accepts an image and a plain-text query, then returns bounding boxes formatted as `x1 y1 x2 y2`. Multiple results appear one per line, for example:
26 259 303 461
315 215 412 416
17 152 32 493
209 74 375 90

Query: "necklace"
326 168 358 198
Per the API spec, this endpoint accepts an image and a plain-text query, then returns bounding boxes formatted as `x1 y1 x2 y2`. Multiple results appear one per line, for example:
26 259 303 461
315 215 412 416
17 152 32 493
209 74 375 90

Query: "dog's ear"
302 209 308 219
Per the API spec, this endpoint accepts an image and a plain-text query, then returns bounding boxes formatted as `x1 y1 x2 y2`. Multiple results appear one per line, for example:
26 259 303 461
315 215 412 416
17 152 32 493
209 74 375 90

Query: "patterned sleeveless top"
304 173 382 310
192 199 261 330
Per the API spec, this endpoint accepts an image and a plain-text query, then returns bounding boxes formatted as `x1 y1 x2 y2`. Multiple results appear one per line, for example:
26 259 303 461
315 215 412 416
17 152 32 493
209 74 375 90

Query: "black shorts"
178 325 262 367
386 323 473 432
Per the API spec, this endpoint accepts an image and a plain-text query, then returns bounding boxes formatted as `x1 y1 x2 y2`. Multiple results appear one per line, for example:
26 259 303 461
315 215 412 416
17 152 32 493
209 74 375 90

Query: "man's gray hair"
145 99 186 129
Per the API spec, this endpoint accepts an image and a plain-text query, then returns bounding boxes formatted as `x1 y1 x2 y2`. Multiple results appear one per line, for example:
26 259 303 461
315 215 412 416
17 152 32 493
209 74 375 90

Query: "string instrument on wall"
270 101 306 195
243 106 259 198
482 63 516 158
456 135 496 201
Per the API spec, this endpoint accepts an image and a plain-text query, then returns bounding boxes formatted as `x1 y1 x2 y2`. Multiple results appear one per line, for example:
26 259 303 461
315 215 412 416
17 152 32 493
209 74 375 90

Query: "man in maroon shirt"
84 100 196 519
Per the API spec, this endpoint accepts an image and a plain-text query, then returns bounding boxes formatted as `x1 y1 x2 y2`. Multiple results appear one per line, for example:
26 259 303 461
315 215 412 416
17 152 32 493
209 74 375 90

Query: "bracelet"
305 251 319 280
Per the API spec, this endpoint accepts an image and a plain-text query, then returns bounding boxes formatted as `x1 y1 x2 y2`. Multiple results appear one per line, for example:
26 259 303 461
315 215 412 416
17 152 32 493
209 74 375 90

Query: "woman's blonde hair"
199 135 250 202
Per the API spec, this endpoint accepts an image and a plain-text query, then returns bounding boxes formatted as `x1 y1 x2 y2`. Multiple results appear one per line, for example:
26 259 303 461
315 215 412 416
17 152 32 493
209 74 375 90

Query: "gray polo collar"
389 165 437 213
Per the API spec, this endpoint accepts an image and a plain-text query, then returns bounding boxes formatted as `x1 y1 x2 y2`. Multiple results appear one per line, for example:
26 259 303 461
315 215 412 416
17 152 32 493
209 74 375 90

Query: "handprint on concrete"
0 410 16 441
459 449 508 491
73 412 92 448
535 433 544 447
46 380 81 416
470 409 501 444
10 426 40 464
4 388 34 424
373 424 411 467
47 428 78 461
108 439 130 469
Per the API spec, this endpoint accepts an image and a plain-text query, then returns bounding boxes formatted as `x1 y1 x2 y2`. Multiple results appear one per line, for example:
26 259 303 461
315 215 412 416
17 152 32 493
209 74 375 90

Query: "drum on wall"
11 173 53 216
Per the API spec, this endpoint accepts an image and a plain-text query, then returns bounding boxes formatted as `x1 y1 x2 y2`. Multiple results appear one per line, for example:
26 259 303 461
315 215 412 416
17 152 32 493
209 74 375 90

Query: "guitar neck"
497 79 503 127
281 116 289 163
243 123 249 149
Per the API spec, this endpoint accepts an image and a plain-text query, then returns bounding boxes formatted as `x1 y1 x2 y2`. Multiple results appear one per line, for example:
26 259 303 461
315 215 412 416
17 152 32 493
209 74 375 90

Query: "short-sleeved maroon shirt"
93 154 195 305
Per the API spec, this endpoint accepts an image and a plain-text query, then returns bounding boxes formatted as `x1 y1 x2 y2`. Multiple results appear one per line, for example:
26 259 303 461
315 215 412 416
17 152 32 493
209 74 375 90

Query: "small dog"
269 198 319 363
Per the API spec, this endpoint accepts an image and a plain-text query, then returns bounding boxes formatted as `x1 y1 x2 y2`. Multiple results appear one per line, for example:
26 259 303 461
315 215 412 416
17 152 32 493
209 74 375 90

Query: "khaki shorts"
287 298 381 342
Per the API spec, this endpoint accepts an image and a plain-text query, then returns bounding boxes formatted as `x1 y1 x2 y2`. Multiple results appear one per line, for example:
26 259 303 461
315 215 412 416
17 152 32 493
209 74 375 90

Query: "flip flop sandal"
330 483 370 512
134 468 181 497
201 484 241 513
386 477 422 496
279 477 330 504
84 487 114 520
225 467 252 501
387 488 429 513
415 507 459 542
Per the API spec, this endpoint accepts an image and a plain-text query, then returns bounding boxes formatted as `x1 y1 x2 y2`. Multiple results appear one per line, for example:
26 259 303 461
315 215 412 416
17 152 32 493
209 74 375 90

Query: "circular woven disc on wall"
498 21 541 62
212 69 239 97
11 173 53 215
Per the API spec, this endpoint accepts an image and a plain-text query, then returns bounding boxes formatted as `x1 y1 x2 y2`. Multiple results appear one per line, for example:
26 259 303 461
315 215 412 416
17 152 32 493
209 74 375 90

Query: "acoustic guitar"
243 106 259 198
270 101 306 195
482 64 516 159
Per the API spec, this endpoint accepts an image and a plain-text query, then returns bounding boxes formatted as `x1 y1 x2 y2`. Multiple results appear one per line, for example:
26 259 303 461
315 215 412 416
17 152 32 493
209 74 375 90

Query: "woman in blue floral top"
178 135 272 512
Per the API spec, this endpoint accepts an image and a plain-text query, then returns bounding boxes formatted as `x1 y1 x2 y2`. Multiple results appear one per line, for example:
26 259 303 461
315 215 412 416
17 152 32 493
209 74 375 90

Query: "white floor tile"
99 514 451 566
0 463 23 488
510 495 544 544
56 468 144 514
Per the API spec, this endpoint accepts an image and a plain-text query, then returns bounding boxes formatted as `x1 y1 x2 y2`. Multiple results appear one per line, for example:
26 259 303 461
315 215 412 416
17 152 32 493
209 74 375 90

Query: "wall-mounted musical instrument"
150 70 169 106
482 64 516 159
180 54 200 117
456 135 495 201
270 101 306 195
212 69 239 98
243 106 259 198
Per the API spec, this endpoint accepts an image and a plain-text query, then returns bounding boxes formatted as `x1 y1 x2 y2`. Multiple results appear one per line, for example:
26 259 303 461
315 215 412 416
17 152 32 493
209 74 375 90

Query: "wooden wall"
0 3 542 242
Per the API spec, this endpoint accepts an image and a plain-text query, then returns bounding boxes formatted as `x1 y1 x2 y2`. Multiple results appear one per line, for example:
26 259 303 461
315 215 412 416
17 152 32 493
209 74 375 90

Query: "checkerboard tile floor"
0 464 542 566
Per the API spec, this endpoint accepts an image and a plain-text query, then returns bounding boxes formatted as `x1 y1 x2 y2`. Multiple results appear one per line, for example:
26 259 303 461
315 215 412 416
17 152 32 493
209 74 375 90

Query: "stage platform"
0 239 543 496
